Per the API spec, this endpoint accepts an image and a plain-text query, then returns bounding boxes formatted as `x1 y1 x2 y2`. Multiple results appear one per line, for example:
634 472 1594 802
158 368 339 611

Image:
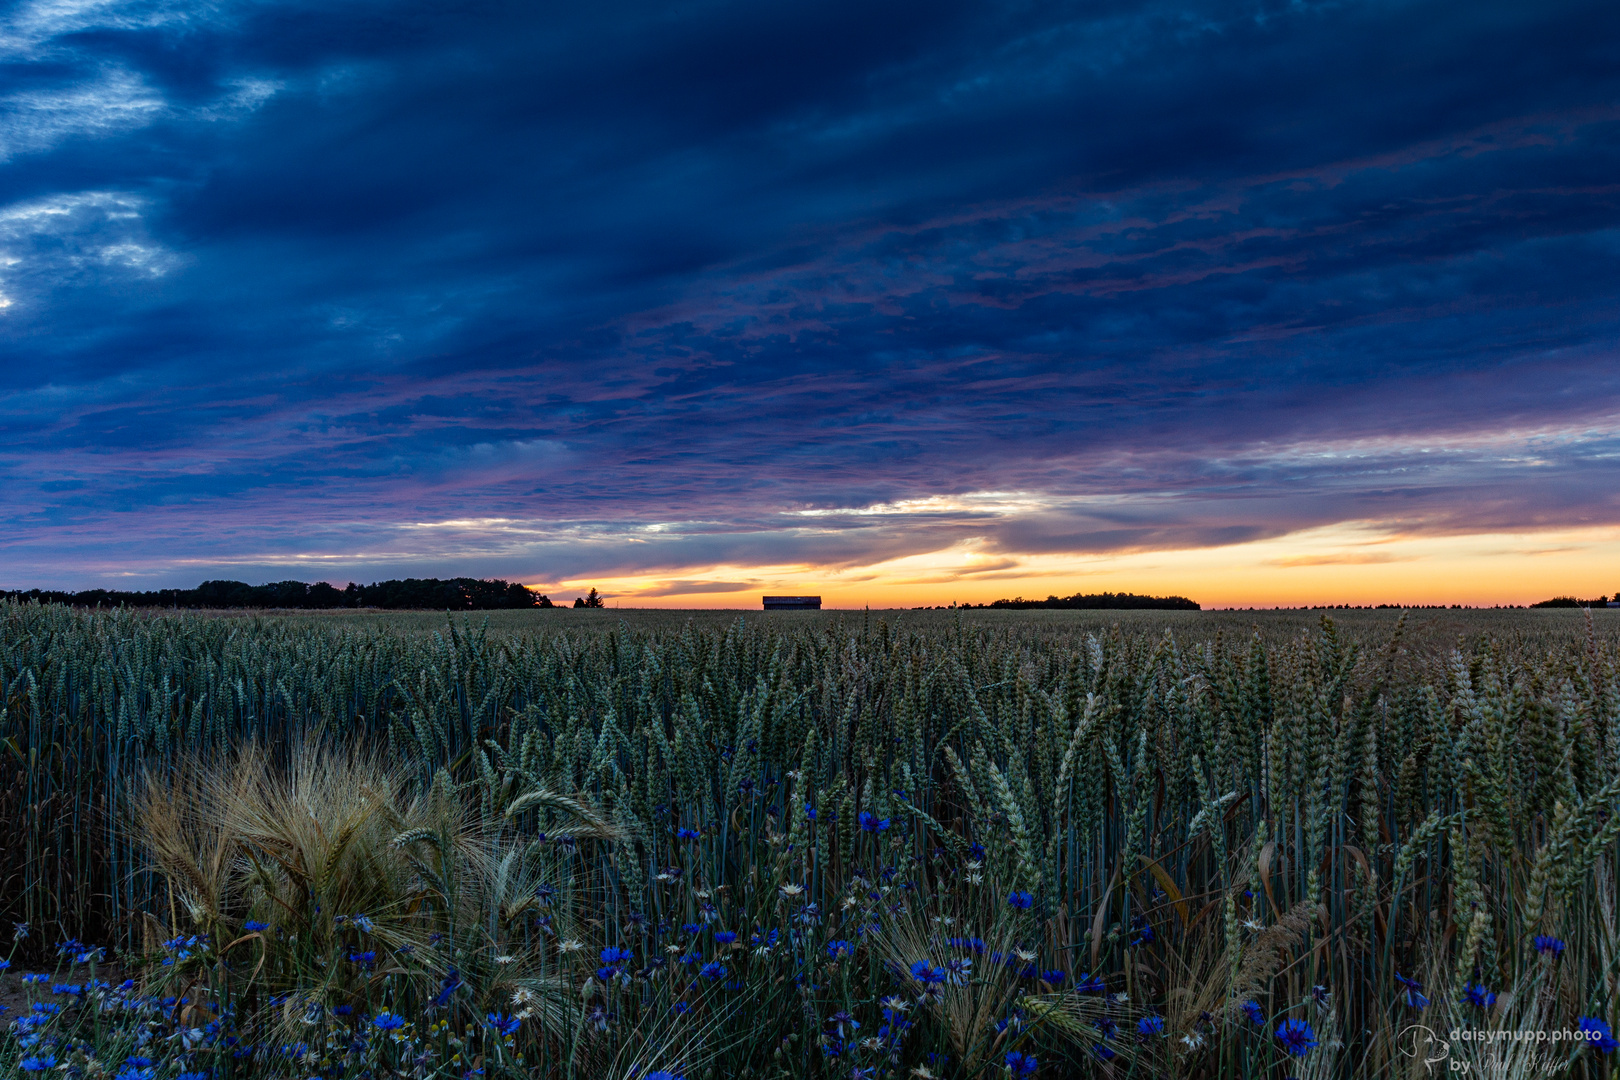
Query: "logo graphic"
1398 1024 1450 1074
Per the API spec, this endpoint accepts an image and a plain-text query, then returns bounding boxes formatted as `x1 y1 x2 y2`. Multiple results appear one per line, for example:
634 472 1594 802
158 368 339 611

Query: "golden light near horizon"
535 522 1620 609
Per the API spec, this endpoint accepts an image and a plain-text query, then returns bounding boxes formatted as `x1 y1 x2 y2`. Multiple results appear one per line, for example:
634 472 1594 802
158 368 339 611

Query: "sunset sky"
3 0 1619 608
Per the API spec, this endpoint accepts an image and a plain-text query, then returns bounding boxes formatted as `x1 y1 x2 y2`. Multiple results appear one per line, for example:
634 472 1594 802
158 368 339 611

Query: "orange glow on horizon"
528 523 1620 609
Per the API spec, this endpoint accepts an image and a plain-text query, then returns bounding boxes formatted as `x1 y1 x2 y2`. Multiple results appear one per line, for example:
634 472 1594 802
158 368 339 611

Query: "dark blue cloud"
1 0 1618 587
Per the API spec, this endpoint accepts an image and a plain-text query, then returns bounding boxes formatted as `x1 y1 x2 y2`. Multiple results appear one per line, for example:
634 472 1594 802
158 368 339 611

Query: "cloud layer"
2 0 1619 599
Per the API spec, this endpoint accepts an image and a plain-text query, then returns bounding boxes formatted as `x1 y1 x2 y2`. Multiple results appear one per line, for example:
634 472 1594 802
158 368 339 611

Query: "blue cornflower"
433 969 462 1007
1091 1044 1116 1061
176 1074 209 1080
20 1056 57 1072
124 1059 155 1068
1242 1000 1265 1027
681 922 702 936
645 1073 685 1080
1041 969 1066 985
1460 983 1496 1009
969 842 987 860
1394 973 1429 1009
1276 1018 1318 1056
244 920 269 932
348 950 377 969
1074 971 1106 993
1130 914 1155 946
911 960 946 985
372 1011 407 1031
52 983 83 995
115 1068 156 1080
676 828 700 840
714 931 737 944
334 1005 353 1016
1006 890 1034 910
1534 935 1566 958
859 812 891 833
804 804 817 821
486 1012 521 1037
827 940 853 958
1139 1015 1165 1037
699 961 727 981
601 946 633 966
1005 1050 1038 1075
351 914 375 933
1579 1017 1618 1054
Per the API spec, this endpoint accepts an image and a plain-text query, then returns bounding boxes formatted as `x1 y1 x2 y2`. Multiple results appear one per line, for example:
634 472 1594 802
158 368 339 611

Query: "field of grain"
1 601 1617 1078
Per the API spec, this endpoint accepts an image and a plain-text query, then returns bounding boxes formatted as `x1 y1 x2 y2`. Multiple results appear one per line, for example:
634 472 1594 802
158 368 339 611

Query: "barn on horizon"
763 596 821 610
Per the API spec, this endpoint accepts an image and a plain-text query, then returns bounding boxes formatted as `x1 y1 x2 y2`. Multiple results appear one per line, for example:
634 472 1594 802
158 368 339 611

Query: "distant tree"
574 587 605 609
972 591 1200 611
194 580 257 607
1 576 550 610
307 582 345 608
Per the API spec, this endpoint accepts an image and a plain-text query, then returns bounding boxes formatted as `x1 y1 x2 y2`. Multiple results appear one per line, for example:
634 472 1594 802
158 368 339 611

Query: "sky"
2 0 1619 609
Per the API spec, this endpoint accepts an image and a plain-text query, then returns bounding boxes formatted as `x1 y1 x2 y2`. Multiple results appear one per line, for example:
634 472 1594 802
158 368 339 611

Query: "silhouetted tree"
971 591 1200 610
1 576 551 610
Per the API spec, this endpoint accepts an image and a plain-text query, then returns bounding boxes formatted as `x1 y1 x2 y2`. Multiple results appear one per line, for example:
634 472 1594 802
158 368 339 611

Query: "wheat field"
1 601 1616 1078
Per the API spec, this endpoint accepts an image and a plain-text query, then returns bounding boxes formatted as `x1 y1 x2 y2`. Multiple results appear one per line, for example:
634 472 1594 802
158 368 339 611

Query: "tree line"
965 590 1201 610
1531 594 1619 608
0 578 609 610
